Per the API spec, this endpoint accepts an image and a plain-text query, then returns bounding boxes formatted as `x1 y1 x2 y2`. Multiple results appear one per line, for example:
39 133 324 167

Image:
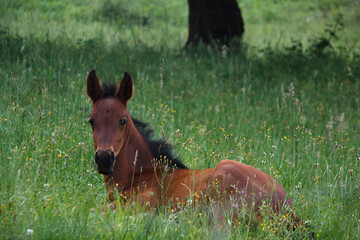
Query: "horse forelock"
98 83 118 99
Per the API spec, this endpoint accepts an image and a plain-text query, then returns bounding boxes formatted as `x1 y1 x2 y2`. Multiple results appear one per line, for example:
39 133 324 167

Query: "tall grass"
1 0 359 239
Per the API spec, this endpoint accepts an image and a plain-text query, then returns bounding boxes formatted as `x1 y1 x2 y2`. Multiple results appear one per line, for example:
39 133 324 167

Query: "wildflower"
57 154 62 158
4 119 7 122
221 45 228 58
176 129 182 138
240 189 248 197
27 229 33 236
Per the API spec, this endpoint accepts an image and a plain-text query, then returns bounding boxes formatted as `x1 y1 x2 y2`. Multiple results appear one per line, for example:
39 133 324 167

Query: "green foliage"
0 0 359 239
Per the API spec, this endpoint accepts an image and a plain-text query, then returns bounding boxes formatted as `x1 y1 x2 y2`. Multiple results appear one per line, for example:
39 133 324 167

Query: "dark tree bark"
186 0 244 48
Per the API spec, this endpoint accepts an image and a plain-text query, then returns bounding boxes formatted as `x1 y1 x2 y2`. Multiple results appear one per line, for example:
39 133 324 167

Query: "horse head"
86 70 133 175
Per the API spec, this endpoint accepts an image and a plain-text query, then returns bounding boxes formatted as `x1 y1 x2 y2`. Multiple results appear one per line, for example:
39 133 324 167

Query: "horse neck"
113 119 154 182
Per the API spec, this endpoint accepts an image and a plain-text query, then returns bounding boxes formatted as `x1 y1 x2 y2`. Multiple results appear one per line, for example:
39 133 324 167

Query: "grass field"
1 0 359 239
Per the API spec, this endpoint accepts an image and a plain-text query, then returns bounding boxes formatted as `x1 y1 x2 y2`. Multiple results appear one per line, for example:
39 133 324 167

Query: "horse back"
211 160 293 212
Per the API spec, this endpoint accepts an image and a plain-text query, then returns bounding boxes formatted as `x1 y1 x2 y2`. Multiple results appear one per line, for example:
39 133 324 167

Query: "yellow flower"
57 154 62 158
4 119 7 122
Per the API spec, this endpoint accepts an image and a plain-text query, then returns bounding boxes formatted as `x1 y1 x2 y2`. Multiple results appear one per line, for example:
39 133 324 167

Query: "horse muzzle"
94 149 116 175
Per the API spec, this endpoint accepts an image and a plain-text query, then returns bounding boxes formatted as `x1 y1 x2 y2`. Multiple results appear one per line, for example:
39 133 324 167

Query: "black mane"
132 117 188 169
98 83 187 169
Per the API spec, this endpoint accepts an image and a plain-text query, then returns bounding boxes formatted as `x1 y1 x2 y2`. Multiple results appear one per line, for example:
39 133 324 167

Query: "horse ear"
117 72 133 105
87 69 101 103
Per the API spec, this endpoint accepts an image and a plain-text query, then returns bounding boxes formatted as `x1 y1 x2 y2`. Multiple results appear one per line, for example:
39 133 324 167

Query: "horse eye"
119 119 127 126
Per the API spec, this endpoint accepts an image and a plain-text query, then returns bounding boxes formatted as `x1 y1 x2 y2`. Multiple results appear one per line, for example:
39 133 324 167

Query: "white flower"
27 229 33 236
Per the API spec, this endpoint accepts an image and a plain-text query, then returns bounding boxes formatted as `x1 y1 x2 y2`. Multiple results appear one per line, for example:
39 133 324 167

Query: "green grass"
1 0 360 239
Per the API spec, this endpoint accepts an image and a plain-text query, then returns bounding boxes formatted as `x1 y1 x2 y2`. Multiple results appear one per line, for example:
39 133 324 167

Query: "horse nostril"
94 151 100 164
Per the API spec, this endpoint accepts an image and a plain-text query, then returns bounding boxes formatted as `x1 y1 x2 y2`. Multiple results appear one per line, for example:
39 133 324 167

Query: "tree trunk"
186 0 244 48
